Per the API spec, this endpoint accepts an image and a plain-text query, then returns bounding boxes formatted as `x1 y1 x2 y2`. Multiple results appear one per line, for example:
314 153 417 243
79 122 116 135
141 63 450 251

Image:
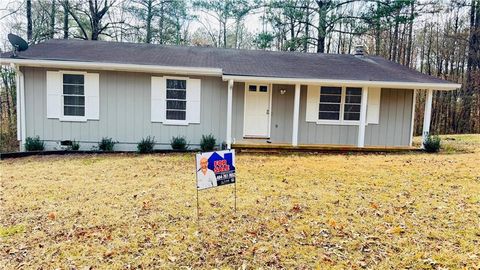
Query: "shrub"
137 136 156 153
423 134 441 153
170 136 188 150
200 134 216 152
98 137 116 151
70 140 80 151
25 136 45 151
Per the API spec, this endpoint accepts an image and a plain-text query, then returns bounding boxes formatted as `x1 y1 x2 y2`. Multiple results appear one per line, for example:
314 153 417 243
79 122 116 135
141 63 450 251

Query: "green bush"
70 140 80 151
137 136 156 153
200 134 216 152
423 134 441 153
24 136 45 151
98 137 116 151
170 136 188 150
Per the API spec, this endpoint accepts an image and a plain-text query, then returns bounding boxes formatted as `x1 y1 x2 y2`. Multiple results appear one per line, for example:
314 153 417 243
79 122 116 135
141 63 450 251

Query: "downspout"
13 64 26 151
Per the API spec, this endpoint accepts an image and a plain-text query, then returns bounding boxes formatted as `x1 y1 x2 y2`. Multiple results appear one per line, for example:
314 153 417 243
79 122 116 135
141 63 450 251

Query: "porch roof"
1 39 460 90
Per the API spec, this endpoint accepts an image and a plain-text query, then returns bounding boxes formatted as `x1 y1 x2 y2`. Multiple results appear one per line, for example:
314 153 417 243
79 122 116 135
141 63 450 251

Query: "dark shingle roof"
1 39 455 85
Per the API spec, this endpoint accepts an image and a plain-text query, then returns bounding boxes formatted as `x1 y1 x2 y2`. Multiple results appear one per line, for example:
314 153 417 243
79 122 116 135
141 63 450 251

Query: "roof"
1 39 459 89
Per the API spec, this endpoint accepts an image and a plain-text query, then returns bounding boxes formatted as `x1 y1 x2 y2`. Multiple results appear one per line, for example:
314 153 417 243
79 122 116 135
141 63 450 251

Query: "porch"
232 139 416 152
224 77 439 150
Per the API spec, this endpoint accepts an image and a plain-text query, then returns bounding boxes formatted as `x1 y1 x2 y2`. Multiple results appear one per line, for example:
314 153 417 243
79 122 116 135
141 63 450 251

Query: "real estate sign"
195 149 236 190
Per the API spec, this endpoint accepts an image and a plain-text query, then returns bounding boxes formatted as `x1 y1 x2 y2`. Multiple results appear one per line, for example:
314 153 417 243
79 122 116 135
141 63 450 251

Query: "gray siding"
232 82 245 142
23 67 227 150
23 67 413 149
365 88 413 146
270 84 294 143
299 86 359 145
230 83 413 146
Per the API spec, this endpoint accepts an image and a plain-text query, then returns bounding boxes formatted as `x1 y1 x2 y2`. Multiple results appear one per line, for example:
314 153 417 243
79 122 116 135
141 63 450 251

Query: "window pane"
249 85 257 92
64 106 85 116
166 79 186 90
319 112 340 120
64 96 85 106
320 94 341 103
63 74 84 84
166 89 186 99
166 110 186 120
166 100 186 110
345 95 361 104
319 103 340 112
63 84 84 95
259 85 268 92
346 87 362 95
344 104 361 113
321 86 341 95
344 112 360 121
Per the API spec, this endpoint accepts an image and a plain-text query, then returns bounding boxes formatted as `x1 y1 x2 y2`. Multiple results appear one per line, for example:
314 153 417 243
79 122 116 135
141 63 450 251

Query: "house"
0 39 461 151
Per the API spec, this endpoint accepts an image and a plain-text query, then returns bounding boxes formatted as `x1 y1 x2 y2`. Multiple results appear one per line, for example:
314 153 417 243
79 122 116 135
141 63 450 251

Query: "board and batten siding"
232 83 413 147
300 87 414 146
23 67 227 150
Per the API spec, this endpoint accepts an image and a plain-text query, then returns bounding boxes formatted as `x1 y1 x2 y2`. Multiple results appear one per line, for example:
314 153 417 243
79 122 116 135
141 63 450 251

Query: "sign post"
195 149 236 222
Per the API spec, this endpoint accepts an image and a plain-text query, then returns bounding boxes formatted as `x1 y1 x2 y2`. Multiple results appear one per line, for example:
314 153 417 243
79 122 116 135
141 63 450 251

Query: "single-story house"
0 39 461 151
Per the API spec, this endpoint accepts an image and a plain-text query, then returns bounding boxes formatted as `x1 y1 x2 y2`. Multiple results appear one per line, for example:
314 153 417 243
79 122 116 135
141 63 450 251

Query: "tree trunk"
146 0 153 43
405 1 414 67
63 0 69 39
316 0 327 53
159 1 165 44
50 0 56 39
27 0 32 41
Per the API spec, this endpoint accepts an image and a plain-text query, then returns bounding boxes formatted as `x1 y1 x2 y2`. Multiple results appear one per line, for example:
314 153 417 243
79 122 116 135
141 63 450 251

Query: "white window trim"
60 71 87 122
164 76 188 125
316 86 364 126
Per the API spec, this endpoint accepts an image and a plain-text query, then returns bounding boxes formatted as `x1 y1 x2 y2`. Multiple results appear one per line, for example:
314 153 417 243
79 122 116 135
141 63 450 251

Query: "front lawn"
1 135 479 269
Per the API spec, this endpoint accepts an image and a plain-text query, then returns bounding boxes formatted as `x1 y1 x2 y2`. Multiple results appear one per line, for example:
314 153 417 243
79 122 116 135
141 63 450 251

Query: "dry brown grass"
1 135 480 269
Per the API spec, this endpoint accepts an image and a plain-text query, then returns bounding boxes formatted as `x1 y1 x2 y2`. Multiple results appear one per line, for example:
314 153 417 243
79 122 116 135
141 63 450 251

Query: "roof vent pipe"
354 45 366 56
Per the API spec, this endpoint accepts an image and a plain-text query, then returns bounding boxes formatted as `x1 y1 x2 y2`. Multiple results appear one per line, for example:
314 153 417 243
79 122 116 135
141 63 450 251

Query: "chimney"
354 45 366 56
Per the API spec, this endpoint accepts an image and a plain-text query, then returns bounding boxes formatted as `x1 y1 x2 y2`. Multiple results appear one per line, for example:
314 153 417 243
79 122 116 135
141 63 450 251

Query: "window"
319 86 342 120
166 79 187 120
63 74 85 116
247 84 268 92
318 86 363 123
344 87 362 121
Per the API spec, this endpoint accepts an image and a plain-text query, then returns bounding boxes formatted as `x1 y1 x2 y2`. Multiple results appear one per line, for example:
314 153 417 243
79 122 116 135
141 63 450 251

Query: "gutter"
222 75 462 91
1 58 223 77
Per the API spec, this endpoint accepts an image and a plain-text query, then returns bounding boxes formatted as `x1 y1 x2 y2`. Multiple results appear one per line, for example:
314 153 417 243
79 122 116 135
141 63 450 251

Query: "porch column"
226 79 234 149
292 83 301 146
357 86 369 147
422 88 433 146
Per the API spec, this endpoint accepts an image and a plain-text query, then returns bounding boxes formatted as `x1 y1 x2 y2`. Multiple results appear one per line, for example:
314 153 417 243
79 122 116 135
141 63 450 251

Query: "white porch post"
292 83 301 146
357 86 369 147
226 79 234 149
422 88 433 146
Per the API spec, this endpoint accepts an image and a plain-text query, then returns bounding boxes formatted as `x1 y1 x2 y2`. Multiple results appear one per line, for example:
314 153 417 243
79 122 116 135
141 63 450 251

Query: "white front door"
243 84 271 138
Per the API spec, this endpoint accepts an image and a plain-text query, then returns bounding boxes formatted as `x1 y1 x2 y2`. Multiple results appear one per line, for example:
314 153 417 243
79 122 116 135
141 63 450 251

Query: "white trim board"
1 58 223 76
222 75 461 91
1 58 460 90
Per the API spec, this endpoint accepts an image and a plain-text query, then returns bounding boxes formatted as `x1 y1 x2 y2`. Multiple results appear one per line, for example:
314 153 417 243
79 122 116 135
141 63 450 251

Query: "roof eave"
0 58 223 77
222 75 461 91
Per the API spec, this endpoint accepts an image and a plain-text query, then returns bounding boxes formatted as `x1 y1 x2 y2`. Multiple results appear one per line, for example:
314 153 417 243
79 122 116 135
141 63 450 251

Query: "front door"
243 84 271 138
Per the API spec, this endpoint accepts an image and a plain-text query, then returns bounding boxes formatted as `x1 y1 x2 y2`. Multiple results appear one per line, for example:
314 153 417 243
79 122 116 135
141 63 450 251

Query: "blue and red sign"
196 150 236 190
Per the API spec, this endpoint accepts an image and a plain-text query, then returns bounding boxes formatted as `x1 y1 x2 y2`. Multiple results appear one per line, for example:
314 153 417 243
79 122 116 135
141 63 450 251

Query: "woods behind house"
1 0 479 151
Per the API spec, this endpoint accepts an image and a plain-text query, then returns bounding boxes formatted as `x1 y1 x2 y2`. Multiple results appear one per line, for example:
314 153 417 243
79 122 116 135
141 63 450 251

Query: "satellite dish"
8 33 28 56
